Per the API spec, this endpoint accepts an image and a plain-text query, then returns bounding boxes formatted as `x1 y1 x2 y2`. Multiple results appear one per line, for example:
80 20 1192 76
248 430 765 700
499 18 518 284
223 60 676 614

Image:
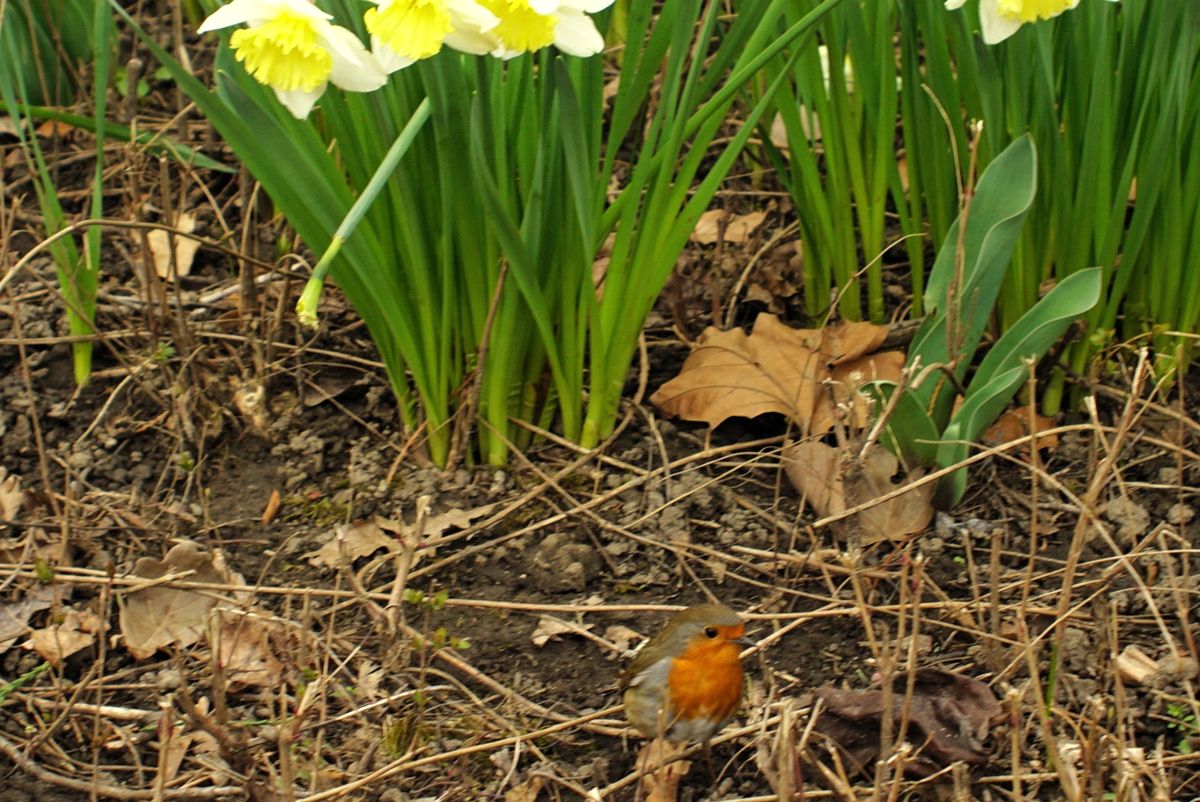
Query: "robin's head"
654 604 750 661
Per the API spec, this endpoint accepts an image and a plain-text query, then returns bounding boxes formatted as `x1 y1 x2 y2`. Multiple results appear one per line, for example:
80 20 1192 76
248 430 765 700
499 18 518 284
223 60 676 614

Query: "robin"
621 604 752 743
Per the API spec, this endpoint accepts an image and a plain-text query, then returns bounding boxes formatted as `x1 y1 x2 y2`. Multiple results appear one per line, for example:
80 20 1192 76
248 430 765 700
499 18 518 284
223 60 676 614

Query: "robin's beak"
735 635 756 648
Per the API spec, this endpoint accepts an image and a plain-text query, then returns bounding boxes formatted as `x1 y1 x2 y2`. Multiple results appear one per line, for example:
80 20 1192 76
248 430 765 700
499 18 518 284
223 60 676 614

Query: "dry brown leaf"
505 775 546 802
784 441 933 543
811 351 907 433
651 314 900 435
690 209 767 245
119 541 245 660
23 608 104 665
531 616 593 647
0 466 23 522
306 504 498 569
813 668 1001 777
636 738 691 802
982 406 1059 451
147 212 201 280
1 599 48 652
604 625 643 657
36 119 75 137
305 519 400 568
213 609 283 688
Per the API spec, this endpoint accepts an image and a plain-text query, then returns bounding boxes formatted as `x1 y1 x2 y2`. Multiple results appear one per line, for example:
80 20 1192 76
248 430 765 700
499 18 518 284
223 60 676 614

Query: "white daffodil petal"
528 0 559 14
370 37 418 73
560 0 614 12
198 0 275 33
447 0 499 32
943 0 967 8
275 86 323 119
978 0 1023 43
321 25 387 89
445 26 498 55
552 10 603 57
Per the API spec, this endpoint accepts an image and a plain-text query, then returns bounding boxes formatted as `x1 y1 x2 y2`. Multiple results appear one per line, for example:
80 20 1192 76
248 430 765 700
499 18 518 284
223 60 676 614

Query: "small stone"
920 535 946 558
530 533 599 593
1167 504 1195 526
157 669 183 689
1102 496 1150 544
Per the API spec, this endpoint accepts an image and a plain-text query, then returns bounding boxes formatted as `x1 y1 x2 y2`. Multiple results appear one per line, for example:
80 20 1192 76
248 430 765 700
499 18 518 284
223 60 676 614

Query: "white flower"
474 0 614 59
364 0 500 72
946 0 1117 44
199 0 386 118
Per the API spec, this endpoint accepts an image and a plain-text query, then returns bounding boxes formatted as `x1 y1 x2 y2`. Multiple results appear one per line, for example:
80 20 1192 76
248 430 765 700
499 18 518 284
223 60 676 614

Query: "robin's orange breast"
665 638 744 725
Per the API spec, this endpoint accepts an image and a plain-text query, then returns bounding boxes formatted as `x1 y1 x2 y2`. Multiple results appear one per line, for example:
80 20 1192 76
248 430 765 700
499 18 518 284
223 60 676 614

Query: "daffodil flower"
199 0 386 119
365 0 500 72
475 0 614 59
945 0 1116 45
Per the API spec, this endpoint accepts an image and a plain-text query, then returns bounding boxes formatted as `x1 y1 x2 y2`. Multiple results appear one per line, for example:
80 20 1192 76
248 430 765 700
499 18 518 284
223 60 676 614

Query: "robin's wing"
619 651 671 693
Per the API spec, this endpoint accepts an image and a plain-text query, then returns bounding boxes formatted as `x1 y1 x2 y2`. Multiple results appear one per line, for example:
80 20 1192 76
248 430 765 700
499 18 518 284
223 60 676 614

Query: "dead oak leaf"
1 599 47 653
0 466 24 522
306 519 399 569
813 668 1002 777
531 616 593 647
306 503 499 569
784 441 933 543
982 406 1059 451
636 738 692 802
651 314 901 435
212 609 284 688
119 540 246 660
690 209 767 245
23 608 104 666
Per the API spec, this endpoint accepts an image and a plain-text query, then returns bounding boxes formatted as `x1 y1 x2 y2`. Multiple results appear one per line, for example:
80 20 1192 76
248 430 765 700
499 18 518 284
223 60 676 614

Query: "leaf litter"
812 668 1002 777
651 314 903 435
654 314 929 541
118 540 247 659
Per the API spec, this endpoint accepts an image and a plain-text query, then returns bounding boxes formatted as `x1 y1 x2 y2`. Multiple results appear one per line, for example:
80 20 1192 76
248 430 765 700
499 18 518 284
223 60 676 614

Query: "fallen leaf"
690 209 767 245
604 625 643 657
213 609 284 688
651 315 901 435
784 441 933 543
420 502 500 539
301 367 363 407
119 541 245 660
35 119 75 137
23 608 104 665
813 668 1002 777
305 519 402 568
306 503 498 569
147 212 201 280
531 616 593 647
0 466 24 522
982 406 1058 451
636 738 691 802
0 590 55 652
505 775 546 802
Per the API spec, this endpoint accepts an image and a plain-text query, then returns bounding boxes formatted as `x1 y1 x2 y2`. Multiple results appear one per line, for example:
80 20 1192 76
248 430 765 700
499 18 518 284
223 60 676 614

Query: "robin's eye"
704 627 718 638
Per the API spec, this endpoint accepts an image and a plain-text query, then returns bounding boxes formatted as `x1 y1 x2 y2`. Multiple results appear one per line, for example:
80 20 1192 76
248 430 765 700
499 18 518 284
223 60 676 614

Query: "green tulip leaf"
908 134 1038 424
934 267 1102 507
